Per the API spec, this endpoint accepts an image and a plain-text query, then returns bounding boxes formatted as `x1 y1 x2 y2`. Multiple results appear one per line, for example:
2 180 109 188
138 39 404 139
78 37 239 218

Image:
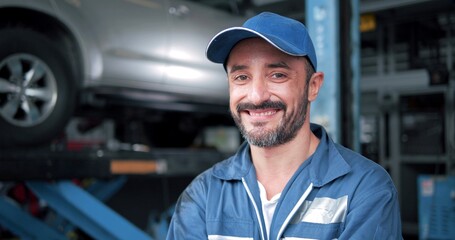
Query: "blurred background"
0 0 454 239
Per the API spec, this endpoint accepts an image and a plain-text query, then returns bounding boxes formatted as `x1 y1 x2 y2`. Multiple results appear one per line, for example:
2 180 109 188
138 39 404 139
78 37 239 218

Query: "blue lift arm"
0 195 67 240
27 181 152 240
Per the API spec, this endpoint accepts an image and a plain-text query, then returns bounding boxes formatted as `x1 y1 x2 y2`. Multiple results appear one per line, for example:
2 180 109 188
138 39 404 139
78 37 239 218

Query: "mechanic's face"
226 38 319 148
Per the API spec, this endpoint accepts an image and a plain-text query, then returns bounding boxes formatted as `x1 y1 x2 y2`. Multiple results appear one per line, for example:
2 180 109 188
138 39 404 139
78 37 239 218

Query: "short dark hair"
303 57 315 84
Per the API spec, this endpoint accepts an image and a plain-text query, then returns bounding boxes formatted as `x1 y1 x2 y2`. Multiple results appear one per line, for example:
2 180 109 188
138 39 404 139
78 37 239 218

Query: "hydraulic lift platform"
0 148 229 239
0 148 228 180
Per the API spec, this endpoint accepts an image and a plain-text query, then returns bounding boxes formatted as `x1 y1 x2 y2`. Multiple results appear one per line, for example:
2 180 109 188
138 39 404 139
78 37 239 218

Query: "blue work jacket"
167 124 402 240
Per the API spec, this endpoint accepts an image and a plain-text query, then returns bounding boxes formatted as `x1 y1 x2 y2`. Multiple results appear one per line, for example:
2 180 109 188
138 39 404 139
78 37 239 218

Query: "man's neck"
251 126 319 200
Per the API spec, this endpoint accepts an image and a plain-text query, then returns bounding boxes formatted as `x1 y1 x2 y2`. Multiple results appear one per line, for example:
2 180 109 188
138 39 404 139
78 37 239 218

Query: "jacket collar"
211 124 351 187
308 124 351 187
212 141 253 180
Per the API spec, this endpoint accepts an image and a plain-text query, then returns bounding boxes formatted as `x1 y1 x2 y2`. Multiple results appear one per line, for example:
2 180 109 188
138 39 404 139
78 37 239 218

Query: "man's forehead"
227 53 304 73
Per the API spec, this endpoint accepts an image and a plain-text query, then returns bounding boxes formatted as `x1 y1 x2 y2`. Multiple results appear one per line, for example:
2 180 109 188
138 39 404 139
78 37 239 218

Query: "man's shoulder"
190 154 244 184
334 144 393 185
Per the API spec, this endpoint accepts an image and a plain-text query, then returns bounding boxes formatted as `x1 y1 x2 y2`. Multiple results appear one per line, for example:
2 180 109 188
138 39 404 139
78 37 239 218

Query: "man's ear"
308 72 324 102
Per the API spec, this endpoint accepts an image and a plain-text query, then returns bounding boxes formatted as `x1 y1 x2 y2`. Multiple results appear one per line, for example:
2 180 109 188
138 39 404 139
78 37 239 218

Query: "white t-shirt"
258 181 281 239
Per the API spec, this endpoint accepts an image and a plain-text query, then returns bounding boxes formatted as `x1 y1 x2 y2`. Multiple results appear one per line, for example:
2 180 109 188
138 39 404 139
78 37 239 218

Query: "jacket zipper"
275 183 314 240
242 177 266 240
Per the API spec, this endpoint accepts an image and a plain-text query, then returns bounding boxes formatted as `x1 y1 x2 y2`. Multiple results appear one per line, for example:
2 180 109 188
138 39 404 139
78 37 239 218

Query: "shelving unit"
363 86 455 237
359 2 455 238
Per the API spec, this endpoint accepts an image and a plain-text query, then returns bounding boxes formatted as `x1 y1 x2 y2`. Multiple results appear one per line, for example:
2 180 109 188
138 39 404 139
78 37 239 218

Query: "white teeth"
250 111 276 116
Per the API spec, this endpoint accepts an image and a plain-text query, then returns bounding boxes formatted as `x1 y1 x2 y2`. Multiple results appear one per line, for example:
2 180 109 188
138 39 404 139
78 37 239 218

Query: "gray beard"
231 89 309 148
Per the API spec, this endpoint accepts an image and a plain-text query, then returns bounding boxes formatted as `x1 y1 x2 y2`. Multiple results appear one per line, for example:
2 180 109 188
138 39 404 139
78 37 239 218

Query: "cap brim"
206 27 311 65
206 27 258 64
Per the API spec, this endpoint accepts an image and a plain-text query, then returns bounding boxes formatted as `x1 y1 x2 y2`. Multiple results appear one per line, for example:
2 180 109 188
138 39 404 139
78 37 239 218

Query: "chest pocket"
282 222 341 239
280 195 347 239
207 219 254 240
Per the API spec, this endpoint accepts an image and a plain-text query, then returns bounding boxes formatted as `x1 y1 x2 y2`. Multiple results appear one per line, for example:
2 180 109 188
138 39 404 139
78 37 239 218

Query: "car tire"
0 27 76 148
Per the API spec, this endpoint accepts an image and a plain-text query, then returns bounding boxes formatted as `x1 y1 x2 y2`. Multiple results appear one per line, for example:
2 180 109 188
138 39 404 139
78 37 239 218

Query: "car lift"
0 148 228 239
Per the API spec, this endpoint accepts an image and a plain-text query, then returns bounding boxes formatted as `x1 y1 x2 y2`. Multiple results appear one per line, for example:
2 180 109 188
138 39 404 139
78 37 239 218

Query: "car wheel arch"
0 7 86 91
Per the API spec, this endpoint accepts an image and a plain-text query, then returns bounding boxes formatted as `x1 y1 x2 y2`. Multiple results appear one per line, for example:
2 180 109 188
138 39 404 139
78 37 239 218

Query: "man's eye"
272 73 286 78
235 75 248 81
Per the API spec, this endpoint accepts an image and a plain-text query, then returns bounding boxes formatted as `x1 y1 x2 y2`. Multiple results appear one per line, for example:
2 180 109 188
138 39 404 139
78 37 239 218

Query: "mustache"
236 100 286 112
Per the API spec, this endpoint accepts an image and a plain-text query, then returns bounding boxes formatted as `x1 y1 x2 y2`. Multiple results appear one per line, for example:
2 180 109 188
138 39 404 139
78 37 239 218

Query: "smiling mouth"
246 109 278 116
236 100 286 119
242 109 282 123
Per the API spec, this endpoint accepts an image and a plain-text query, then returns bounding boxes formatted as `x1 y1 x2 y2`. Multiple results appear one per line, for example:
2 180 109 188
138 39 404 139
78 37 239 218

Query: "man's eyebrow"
229 64 247 74
267 61 290 69
228 61 290 74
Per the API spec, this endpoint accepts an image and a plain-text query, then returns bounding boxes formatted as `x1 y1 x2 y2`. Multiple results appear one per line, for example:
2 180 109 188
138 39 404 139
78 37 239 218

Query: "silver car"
0 0 244 148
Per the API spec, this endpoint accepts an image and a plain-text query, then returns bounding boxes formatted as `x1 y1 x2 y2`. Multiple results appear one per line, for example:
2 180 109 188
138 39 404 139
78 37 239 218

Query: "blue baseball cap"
206 12 317 70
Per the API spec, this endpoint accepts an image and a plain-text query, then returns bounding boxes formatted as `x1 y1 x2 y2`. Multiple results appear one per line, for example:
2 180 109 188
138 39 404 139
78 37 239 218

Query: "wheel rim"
0 53 58 127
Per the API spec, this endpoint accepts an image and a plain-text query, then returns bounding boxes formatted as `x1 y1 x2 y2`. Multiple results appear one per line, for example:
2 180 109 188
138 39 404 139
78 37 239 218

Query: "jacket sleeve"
166 175 208 240
339 185 403 240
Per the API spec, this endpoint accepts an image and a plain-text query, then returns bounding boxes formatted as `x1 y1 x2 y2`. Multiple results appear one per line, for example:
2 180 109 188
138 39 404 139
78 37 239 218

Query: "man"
167 12 402 240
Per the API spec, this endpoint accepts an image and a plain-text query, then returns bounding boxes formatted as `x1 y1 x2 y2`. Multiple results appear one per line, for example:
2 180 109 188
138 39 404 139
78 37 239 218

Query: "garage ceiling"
190 0 452 22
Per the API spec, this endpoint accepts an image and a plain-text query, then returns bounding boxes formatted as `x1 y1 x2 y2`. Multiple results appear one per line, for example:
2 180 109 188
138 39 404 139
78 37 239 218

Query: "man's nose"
248 78 271 104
